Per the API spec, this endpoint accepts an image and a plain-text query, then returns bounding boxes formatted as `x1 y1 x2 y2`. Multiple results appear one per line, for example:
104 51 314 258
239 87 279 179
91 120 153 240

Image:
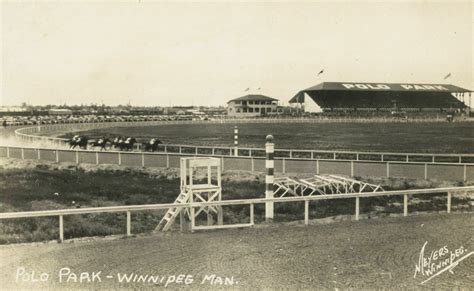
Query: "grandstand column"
234 126 238 156
265 135 274 222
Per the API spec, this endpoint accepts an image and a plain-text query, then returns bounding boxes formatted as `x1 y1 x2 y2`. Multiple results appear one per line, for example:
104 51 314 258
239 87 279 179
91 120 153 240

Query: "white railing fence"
0 186 472 243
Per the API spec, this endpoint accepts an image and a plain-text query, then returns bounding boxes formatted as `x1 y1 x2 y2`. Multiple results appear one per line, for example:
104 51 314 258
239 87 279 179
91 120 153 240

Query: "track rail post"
304 200 309 225
404 194 408 216
250 204 254 225
355 197 360 221
59 215 64 243
126 211 131 236
447 192 451 213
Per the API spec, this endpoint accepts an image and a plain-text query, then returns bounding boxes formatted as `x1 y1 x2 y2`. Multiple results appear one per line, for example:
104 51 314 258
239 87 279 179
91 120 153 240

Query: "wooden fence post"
59 215 64 243
126 211 131 236
250 204 254 225
304 200 309 225
447 192 451 213
355 197 360 221
404 194 408 216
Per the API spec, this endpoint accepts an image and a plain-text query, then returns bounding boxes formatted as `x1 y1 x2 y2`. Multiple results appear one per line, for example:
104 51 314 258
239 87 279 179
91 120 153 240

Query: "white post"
21 148 24 160
166 154 170 168
355 197 360 221
37 149 41 160
447 192 451 213
75 151 79 164
424 163 428 180
250 204 254 225
386 162 390 178
59 215 64 243
234 126 238 156
6 147 10 158
265 135 274 222
56 150 59 163
304 200 309 225
350 161 354 177
141 153 145 167
126 211 131 236
118 152 121 165
404 194 408 216
95 152 99 164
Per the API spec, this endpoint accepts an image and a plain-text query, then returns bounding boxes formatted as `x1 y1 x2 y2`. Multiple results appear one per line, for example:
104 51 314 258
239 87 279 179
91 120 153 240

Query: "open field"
67 121 474 153
0 213 473 289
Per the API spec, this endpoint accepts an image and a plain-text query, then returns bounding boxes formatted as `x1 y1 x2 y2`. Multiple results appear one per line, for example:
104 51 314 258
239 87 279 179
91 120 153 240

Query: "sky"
1 0 472 107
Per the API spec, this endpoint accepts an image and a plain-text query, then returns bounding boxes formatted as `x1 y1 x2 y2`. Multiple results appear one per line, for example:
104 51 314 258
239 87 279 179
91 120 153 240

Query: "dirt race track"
0 213 472 290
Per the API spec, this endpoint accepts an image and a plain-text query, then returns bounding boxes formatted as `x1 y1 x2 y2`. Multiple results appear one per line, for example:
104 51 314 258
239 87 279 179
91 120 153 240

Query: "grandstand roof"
290 82 470 108
299 82 471 93
228 94 278 104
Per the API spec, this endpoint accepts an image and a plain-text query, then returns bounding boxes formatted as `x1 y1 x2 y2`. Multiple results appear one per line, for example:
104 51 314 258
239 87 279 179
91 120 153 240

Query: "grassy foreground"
0 158 472 244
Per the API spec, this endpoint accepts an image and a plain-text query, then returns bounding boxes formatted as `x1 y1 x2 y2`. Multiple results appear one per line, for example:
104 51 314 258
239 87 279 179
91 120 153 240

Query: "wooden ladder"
155 192 189 232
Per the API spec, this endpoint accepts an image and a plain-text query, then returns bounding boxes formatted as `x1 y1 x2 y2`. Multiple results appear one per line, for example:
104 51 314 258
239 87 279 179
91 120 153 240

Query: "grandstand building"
227 94 279 117
290 82 472 117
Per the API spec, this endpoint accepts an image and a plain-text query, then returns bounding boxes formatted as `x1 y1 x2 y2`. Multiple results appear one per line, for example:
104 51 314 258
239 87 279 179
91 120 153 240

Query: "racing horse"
112 136 123 150
142 138 162 152
67 135 88 150
118 137 137 151
90 137 111 151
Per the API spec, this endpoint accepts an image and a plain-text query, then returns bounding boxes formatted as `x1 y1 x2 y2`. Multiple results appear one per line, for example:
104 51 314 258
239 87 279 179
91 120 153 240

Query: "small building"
227 94 279 117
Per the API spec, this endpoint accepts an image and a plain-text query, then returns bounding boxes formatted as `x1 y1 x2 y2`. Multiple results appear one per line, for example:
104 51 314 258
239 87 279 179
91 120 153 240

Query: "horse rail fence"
0 185 473 243
13 123 474 165
1 145 474 182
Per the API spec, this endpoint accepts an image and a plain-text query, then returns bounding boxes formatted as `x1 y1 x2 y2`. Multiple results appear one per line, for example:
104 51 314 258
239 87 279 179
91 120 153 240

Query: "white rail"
12 122 474 164
0 186 473 242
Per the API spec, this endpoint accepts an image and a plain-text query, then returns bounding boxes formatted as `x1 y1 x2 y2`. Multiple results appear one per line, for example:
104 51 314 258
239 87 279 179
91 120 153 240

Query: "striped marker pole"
265 134 274 222
234 126 238 156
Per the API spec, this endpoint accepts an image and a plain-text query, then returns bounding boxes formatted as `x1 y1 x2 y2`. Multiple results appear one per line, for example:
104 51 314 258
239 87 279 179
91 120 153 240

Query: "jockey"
125 137 131 144
150 138 156 145
98 136 105 144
